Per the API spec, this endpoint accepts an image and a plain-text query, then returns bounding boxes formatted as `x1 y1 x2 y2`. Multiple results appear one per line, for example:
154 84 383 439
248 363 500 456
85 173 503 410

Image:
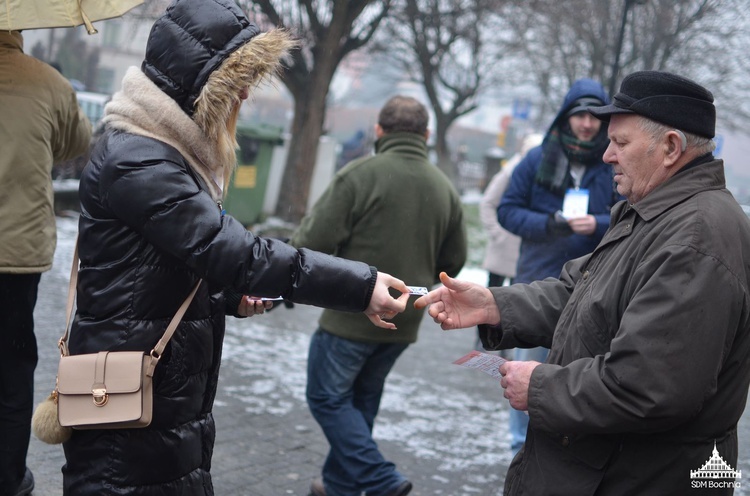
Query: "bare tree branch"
240 0 395 222
341 1 392 58
370 0 505 181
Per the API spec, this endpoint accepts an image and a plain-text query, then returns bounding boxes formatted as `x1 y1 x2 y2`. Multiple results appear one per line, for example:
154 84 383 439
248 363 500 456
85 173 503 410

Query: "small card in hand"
453 350 507 380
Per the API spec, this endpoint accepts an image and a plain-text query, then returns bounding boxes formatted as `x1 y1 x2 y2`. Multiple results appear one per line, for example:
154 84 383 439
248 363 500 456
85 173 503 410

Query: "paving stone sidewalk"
25 216 750 495
26 217 511 495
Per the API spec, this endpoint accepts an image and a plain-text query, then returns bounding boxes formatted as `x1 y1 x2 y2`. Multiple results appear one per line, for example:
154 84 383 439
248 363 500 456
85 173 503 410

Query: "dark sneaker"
387 480 412 496
309 477 411 496
309 477 326 496
13 468 34 496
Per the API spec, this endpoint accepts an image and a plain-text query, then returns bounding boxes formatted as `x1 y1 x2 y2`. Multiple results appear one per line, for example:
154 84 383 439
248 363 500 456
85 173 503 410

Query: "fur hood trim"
102 67 225 200
194 29 296 146
193 28 297 194
102 29 296 201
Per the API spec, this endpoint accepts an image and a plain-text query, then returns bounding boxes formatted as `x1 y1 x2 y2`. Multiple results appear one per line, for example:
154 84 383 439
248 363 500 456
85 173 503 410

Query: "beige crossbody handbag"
32 241 201 443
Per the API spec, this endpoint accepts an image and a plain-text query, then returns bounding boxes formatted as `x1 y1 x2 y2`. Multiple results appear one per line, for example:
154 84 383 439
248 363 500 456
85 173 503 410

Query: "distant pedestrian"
476 133 543 350
292 95 467 496
497 78 619 456
336 129 370 171
0 30 92 496
416 71 749 496
60 1 409 494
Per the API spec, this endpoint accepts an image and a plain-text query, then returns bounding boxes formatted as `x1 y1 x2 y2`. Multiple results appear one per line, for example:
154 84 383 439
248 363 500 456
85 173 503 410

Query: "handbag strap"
58 238 202 364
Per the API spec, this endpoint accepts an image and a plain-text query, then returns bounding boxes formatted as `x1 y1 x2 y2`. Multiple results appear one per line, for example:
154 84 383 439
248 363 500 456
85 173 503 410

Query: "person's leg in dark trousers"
307 328 409 496
0 274 40 495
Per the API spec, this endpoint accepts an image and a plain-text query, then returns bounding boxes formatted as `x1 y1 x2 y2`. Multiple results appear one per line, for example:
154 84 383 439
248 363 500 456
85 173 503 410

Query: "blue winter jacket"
498 79 621 284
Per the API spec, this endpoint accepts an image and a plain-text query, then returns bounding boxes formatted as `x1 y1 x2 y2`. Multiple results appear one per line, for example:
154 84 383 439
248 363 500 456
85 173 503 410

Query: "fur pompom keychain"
32 389 72 444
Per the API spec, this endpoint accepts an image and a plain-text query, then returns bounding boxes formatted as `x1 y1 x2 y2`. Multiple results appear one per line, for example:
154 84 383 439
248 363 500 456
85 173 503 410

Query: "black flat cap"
588 71 715 139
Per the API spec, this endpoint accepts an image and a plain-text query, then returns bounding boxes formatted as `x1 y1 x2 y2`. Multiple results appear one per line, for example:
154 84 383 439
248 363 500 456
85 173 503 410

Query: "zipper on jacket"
217 201 226 218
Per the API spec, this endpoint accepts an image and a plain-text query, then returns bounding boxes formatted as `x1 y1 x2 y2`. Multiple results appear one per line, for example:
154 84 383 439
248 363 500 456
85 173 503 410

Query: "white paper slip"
452 350 507 380
406 286 428 296
259 297 284 301
562 188 589 219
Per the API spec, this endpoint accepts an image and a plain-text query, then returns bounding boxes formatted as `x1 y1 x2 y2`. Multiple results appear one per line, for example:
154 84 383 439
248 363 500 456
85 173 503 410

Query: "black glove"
546 210 573 237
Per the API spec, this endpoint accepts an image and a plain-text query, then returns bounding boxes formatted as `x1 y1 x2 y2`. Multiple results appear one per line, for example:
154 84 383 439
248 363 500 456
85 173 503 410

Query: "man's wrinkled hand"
414 272 500 330
499 360 541 411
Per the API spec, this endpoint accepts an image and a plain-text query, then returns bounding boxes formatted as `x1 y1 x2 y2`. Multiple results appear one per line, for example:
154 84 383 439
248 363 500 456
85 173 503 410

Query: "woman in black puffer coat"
61 1 409 494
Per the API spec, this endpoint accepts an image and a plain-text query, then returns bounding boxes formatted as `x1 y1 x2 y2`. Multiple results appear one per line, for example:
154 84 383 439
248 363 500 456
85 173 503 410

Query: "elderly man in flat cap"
415 71 750 496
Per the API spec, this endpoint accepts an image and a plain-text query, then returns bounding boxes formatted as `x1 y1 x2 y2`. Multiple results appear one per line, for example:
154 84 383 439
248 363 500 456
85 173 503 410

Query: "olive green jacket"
291 132 467 343
0 31 91 273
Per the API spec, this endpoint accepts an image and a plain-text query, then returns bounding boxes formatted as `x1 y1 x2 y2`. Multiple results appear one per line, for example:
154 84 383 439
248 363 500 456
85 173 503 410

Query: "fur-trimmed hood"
103 0 296 200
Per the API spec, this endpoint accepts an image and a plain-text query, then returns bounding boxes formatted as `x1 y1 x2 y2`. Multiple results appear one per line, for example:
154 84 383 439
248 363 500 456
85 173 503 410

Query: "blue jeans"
509 346 549 457
306 328 409 496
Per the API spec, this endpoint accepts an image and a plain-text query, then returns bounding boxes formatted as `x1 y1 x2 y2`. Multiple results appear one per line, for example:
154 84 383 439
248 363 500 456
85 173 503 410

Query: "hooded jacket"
497 79 620 284
0 31 91 274
62 1 376 494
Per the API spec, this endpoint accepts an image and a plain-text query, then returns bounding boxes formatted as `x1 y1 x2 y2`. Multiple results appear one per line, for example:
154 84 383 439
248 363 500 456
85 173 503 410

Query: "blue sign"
512 98 532 120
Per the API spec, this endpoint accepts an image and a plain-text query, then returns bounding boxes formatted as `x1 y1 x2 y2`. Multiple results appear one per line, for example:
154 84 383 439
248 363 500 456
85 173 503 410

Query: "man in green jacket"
0 31 91 496
292 95 467 496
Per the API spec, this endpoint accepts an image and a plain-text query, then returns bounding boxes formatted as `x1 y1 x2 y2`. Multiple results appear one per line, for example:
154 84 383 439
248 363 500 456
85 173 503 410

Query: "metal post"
609 0 632 97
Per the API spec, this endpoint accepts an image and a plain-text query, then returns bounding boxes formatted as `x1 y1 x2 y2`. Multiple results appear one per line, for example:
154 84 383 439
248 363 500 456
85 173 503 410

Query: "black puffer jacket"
63 133 374 495
61 1 375 494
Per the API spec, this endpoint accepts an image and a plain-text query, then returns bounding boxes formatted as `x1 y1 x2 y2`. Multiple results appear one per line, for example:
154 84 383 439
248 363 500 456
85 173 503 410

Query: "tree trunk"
434 116 456 185
274 77 330 223
251 1 391 223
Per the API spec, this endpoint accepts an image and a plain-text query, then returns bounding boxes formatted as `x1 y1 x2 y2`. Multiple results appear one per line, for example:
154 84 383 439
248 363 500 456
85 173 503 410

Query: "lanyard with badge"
562 165 589 219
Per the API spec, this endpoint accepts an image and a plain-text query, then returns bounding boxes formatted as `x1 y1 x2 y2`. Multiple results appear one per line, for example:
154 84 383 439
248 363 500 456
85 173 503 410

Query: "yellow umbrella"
1 0 144 35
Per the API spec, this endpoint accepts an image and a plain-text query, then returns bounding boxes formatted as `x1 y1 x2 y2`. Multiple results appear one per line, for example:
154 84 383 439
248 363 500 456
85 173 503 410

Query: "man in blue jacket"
496 78 620 455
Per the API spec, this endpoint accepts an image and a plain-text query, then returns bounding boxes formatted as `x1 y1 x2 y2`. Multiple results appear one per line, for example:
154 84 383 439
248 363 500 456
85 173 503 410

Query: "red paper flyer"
452 350 507 380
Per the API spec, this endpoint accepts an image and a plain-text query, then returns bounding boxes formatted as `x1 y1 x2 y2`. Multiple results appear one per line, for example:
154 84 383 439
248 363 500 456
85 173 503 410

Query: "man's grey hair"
378 96 429 135
636 116 715 155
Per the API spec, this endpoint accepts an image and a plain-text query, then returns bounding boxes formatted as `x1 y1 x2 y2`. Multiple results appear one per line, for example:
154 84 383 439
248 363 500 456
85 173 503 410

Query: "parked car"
76 91 110 130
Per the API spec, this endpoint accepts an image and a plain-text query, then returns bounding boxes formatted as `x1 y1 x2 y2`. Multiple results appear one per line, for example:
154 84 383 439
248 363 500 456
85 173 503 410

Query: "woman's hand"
237 296 274 317
364 272 410 329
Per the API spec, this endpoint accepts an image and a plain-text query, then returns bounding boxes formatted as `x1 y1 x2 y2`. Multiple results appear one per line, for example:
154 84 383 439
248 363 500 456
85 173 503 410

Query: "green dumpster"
223 123 284 225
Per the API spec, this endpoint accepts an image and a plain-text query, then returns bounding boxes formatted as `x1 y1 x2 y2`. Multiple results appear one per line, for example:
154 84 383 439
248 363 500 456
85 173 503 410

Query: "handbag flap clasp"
57 351 145 395
92 351 109 406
